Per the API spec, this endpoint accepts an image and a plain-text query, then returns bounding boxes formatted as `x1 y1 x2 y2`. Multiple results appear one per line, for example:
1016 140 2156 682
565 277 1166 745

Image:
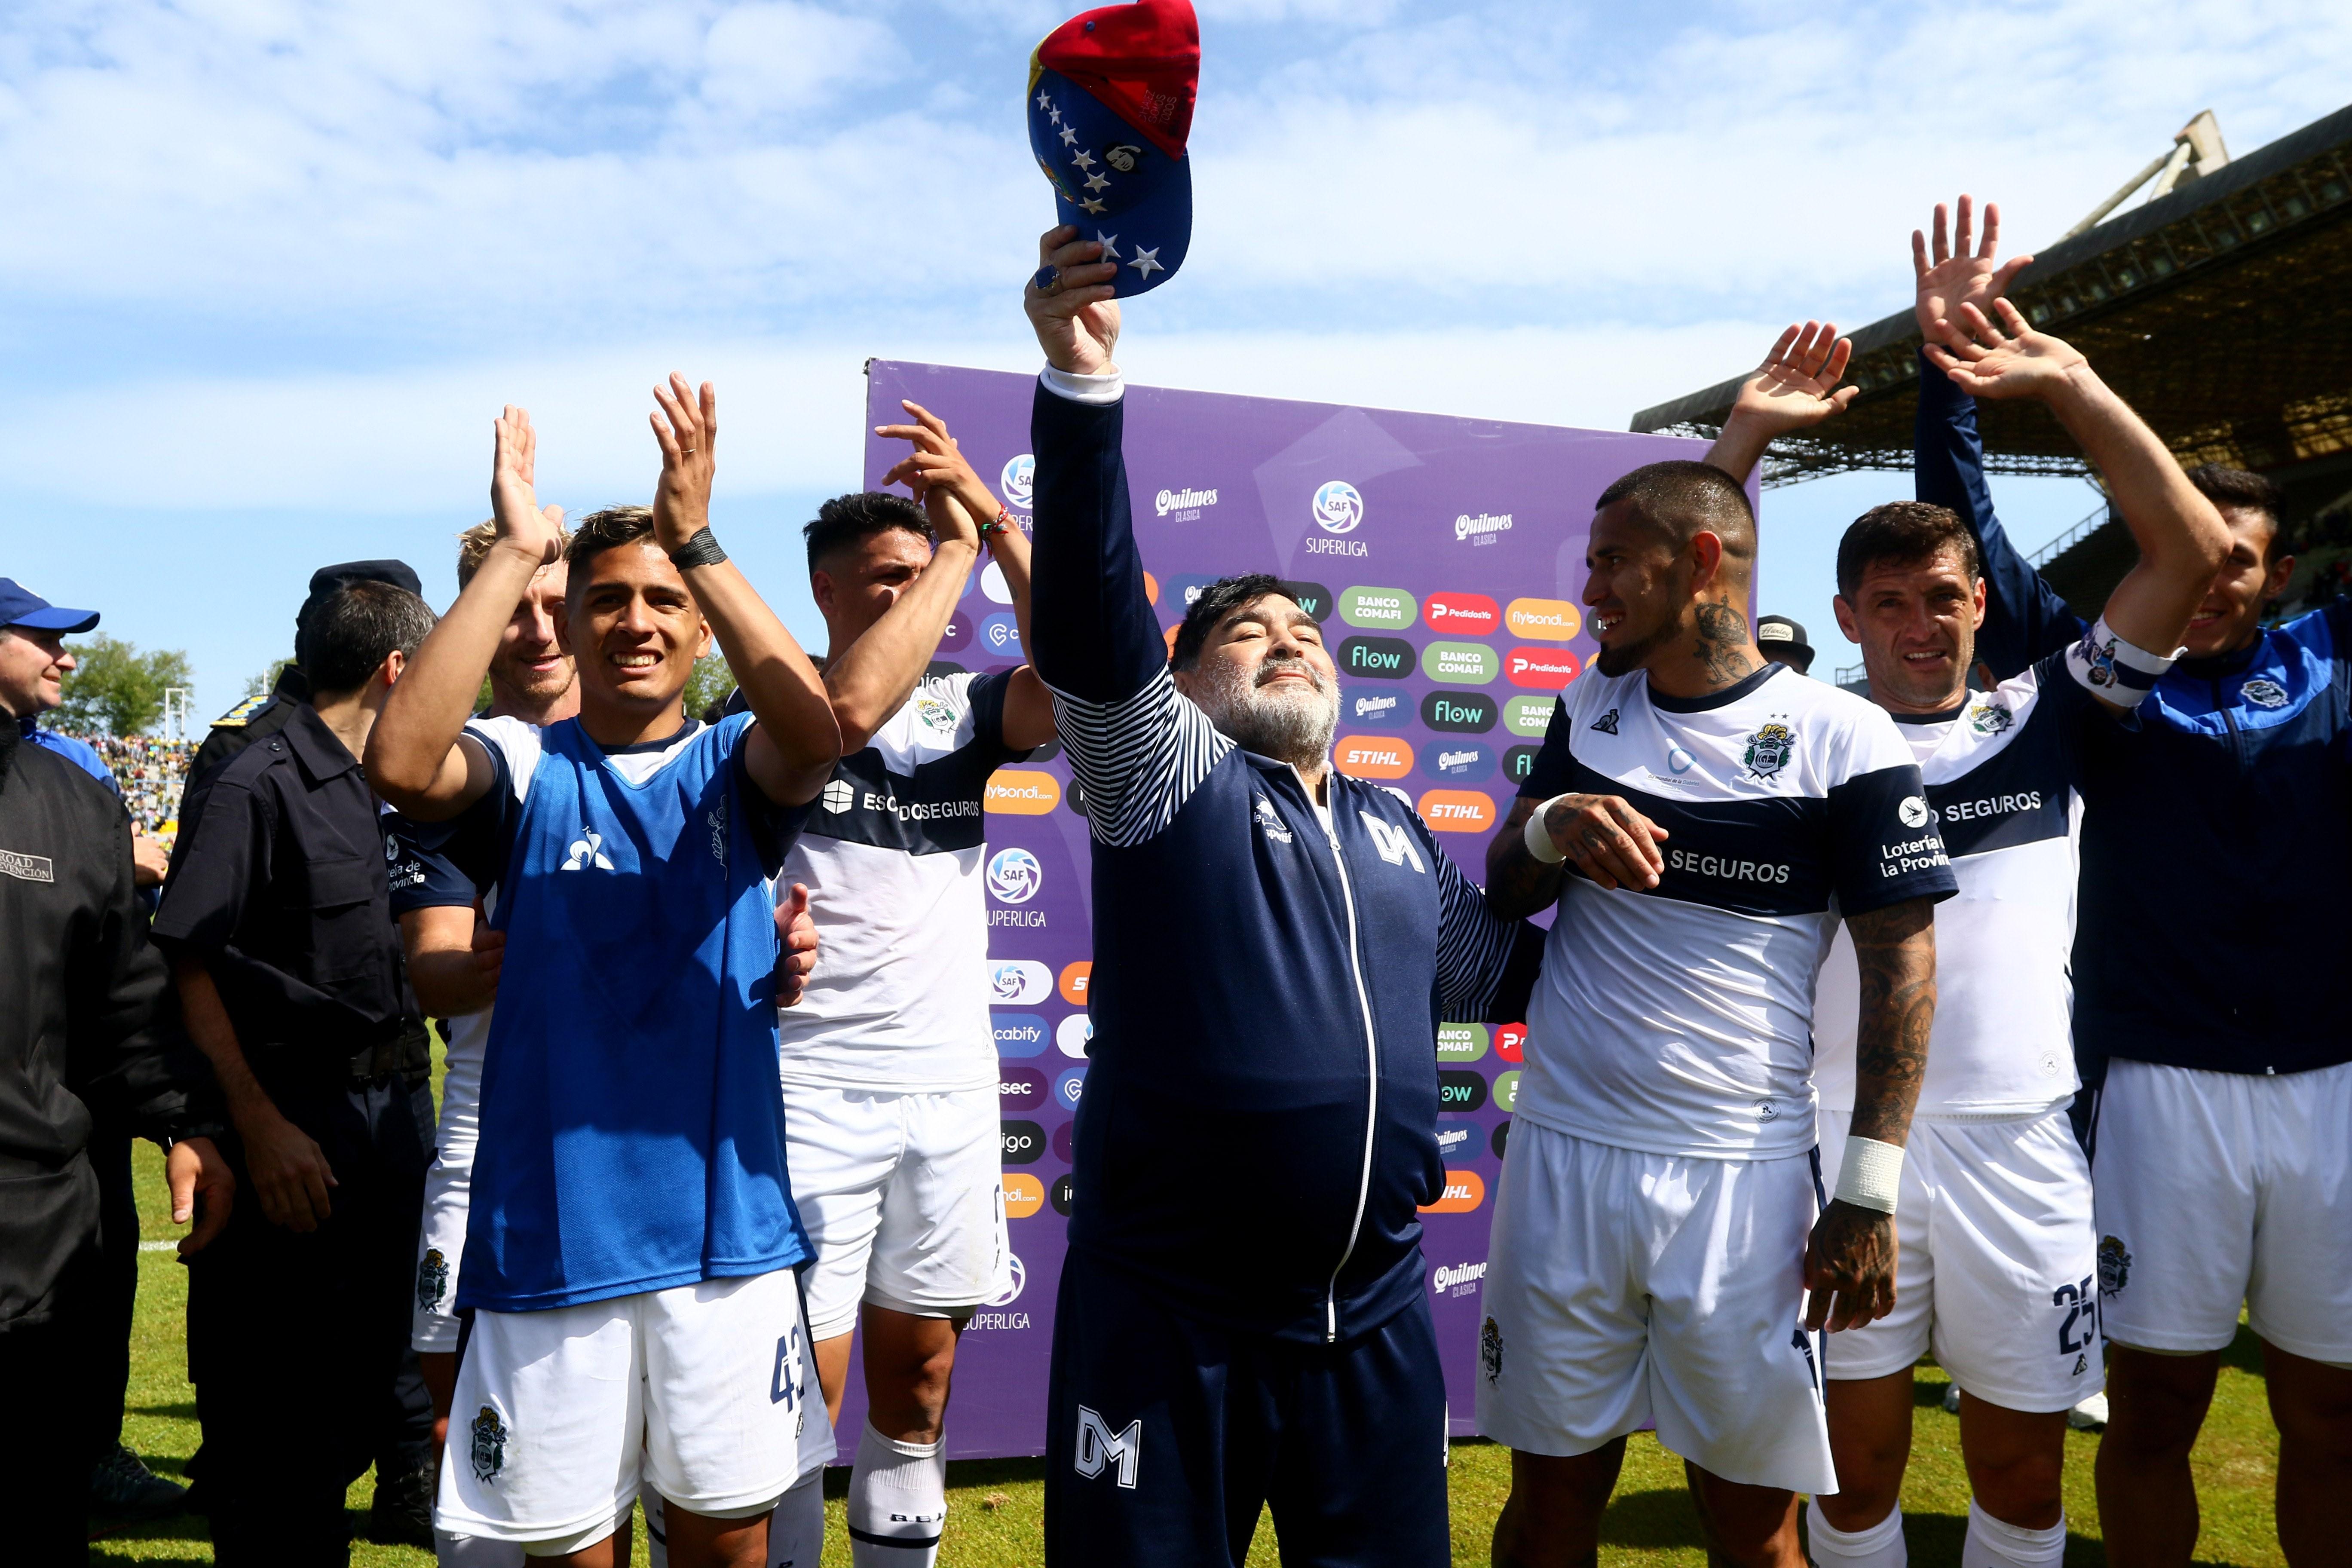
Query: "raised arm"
876 402 1057 749
1907 197 2079 676
368 407 563 818
1927 300 2230 692
1023 225 1229 845
646 374 841 806
1702 321 1858 485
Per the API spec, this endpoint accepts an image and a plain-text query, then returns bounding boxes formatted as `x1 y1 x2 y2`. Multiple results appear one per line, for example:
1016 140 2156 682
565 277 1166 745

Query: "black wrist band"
670 528 727 569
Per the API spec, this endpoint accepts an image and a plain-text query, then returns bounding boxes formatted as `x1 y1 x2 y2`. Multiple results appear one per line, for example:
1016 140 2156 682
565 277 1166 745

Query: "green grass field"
98 1102 2291 1565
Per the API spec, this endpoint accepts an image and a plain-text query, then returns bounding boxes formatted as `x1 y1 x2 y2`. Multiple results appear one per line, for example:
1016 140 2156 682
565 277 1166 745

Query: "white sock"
1962 1499 2065 1568
847 1421 946 1567
641 1484 669 1568
767 1469 825 1568
1804 1499 1907 1568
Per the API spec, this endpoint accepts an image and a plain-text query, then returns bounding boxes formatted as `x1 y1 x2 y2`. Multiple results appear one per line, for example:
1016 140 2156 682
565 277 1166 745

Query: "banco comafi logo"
1312 479 1364 534
1000 454 1036 509
987 847 1042 903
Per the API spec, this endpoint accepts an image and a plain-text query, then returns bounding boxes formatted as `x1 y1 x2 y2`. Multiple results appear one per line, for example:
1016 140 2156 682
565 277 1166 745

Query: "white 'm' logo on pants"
1074 1406 1142 1488
1360 812 1426 872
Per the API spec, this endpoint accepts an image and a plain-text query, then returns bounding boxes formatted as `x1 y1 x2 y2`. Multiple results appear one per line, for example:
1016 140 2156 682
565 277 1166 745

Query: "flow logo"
820 779 856 814
1278 580 1334 621
1338 635 1412 680
1361 812 1428 872
1423 692 1497 733
1001 454 1035 509
987 848 1043 903
561 830 615 872
1502 745 1540 785
990 960 1053 1005
1314 480 1365 534
1438 1069 1488 1112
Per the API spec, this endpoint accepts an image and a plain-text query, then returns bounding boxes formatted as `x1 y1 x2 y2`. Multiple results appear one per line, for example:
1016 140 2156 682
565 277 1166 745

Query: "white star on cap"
1079 196 1107 214
1048 107 1062 125
1128 246 1163 279
1070 148 1096 171
1083 170 1111 193
1036 90 1051 110
1094 232 1120 259
1058 124 1077 147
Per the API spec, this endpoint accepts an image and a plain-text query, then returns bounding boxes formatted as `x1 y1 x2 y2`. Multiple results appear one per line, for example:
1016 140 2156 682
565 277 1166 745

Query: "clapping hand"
1924 298 2087 402
1025 226 1121 377
1913 195 2034 349
491 406 565 567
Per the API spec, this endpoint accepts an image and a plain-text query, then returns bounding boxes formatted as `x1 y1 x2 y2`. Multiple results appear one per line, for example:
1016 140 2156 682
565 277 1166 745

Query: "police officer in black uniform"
186 560 423 792
153 579 438 1565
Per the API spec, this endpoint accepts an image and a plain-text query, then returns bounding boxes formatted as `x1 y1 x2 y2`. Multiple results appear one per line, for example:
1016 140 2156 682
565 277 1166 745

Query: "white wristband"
1523 798 1567 864
1834 1136 1905 1214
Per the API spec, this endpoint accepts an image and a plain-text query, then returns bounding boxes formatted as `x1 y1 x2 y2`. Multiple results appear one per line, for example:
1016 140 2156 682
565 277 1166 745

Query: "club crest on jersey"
914 694 958 732
1741 720 1795 780
2241 677 2289 709
561 829 614 872
415 1249 450 1312
1590 707 1620 735
470 1406 509 1484
1968 700 2013 736
2098 1235 2132 1295
1481 1316 1504 1383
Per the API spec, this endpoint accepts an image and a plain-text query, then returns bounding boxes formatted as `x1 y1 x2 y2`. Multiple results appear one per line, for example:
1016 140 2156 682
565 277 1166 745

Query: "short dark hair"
804 492 934 573
1836 502 1984 599
1593 461 1757 575
565 506 658 583
295 581 436 698
2186 464 2291 560
1170 573 1297 670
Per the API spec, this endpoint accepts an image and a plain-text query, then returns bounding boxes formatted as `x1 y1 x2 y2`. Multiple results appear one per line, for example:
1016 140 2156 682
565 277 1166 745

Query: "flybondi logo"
1454 511 1513 543
987 848 1042 903
1074 1407 1142 1488
1433 1261 1488 1293
1313 480 1364 534
1000 454 1035 509
1154 485 1219 517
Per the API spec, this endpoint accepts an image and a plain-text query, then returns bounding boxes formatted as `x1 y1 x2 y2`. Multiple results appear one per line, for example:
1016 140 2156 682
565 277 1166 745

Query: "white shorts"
783 1081 1009 1342
414 1012 490 1354
1816 1109 2101 1411
1476 1122 1838 1495
434 1267 836 1552
2092 1057 2352 1364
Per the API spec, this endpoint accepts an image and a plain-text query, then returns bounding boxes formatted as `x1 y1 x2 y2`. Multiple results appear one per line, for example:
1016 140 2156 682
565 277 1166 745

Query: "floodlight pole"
162 687 193 741
2064 110 2231 239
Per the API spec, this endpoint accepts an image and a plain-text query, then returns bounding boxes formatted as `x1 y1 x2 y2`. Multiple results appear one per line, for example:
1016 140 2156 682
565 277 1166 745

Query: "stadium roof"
1631 100 2352 495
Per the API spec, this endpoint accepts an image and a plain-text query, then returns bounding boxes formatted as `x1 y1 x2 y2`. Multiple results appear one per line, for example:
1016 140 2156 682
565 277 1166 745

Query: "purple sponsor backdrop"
833 360 1725 1461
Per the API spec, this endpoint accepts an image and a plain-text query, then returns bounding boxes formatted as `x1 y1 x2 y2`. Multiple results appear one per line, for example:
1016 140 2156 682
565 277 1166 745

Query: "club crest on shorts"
415 1248 450 1312
2098 1235 2132 1295
470 1406 509 1484
1741 720 1795 781
1480 1316 1503 1384
1968 700 2013 736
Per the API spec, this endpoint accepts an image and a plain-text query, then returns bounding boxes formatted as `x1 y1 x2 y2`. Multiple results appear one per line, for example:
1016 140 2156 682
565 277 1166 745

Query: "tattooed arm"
1487 793 1667 918
1803 896 1936 1332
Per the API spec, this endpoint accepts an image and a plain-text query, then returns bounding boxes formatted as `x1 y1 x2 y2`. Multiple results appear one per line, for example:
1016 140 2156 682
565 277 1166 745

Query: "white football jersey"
1516 662 1955 1159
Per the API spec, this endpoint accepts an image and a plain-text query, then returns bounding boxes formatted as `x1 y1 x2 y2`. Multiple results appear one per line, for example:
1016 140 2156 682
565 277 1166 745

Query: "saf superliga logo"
1001 454 1035 509
987 847 1042 903
1312 479 1364 535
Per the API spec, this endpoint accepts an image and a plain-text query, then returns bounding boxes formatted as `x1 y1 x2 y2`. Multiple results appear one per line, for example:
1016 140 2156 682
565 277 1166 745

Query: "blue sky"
6 0 2349 718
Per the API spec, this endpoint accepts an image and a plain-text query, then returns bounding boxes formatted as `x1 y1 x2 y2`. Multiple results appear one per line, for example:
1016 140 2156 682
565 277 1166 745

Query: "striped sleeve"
1430 825 1544 1024
1047 664 1231 848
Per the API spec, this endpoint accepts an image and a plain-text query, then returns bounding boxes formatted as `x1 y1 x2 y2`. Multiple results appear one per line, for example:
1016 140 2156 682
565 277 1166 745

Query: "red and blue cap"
1027 0 1198 298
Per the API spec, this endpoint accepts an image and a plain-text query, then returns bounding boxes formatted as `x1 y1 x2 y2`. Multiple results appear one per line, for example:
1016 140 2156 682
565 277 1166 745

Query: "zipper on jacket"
1314 794 1384 1345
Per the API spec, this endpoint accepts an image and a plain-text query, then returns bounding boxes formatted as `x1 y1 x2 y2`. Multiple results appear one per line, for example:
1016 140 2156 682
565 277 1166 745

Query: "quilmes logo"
1313 480 1365 534
1154 485 1219 517
1347 688 1408 729
1430 743 1494 782
562 828 615 872
1454 511 1513 544
990 960 1053 1005
1433 1260 1488 1294
1000 453 1035 509
987 848 1043 903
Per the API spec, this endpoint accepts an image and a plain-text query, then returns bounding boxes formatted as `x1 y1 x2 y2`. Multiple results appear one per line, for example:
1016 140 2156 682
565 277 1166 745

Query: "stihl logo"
1360 812 1427 873
1074 1406 1142 1488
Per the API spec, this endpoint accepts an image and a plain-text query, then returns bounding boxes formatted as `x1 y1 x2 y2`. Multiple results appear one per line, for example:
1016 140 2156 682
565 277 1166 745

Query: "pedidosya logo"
1000 454 1035 509
1313 480 1364 535
987 847 1042 904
